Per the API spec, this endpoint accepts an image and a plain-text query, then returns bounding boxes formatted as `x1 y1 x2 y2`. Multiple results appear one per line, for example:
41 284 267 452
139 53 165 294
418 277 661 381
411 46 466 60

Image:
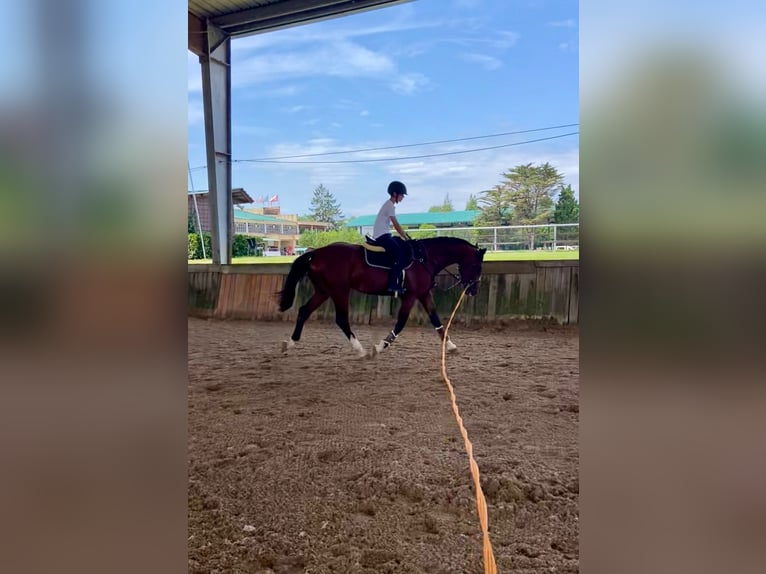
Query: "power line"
241 123 579 161
233 132 578 164
188 122 578 170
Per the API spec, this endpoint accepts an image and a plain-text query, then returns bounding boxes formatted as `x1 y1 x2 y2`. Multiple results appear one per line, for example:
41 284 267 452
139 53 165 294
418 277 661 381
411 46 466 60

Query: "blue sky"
188 0 579 218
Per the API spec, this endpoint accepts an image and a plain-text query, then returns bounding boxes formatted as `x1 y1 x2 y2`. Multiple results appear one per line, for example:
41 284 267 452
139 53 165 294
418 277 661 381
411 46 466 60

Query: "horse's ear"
479 247 487 257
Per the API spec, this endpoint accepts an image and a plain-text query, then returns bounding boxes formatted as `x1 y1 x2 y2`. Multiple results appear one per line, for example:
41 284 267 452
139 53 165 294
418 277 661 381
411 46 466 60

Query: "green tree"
553 184 579 223
475 163 565 248
503 162 564 249
476 184 513 226
188 213 196 233
465 194 479 211
504 163 563 225
414 223 438 238
308 184 344 229
428 193 454 213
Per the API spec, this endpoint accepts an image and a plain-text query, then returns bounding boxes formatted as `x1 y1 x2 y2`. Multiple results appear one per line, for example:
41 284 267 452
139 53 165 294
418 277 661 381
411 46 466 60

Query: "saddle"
362 235 415 270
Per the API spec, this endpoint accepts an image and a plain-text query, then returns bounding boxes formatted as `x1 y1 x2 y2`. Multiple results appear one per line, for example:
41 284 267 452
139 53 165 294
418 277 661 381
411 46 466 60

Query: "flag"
254 195 264 203
269 194 279 203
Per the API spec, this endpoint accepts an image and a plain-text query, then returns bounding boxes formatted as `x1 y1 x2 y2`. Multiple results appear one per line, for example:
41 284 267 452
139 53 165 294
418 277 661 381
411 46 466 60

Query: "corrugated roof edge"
345 210 481 227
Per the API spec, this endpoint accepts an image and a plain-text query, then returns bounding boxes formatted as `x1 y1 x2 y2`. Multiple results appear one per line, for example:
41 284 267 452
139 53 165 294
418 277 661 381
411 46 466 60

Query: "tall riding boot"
389 263 405 296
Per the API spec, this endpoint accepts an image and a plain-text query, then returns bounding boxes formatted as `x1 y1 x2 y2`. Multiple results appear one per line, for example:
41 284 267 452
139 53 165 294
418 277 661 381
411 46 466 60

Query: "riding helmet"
387 181 407 196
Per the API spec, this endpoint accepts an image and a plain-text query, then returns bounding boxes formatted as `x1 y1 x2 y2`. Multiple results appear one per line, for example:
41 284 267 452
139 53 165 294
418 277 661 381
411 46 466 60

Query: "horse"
278 236 486 357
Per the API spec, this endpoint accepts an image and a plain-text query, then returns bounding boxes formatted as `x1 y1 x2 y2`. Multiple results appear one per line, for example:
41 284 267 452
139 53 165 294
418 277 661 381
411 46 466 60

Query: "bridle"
411 239 478 292
440 267 481 293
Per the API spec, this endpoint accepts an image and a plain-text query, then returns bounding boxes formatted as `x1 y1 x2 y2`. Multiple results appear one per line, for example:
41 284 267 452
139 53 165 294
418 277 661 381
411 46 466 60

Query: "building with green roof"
233 209 330 254
189 189 328 254
345 210 480 235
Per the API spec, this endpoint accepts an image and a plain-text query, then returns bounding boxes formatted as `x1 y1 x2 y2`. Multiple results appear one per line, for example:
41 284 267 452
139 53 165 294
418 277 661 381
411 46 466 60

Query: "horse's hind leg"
331 292 366 358
283 291 328 351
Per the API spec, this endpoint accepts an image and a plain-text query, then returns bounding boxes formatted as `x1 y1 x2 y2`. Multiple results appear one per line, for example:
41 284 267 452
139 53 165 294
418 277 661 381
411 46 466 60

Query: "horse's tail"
278 251 314 312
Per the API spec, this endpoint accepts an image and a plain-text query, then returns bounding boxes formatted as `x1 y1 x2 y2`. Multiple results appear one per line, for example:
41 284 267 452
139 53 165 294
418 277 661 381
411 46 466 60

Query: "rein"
410 239 473 292
439 267 464 291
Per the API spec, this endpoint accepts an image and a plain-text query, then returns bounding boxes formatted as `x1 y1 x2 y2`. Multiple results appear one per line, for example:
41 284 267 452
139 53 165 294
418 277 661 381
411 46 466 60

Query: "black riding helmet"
387 181 407 196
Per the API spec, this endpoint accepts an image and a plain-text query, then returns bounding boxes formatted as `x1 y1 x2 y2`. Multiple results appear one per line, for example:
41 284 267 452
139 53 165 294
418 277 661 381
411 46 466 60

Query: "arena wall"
188 260 579 325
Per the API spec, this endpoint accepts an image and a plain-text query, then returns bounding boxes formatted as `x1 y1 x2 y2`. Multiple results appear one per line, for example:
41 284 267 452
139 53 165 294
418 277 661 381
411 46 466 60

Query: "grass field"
188 250 578 265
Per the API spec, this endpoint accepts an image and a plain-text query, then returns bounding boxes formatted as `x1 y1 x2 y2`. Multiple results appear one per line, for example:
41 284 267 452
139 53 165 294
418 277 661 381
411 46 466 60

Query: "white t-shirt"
373 199 396 238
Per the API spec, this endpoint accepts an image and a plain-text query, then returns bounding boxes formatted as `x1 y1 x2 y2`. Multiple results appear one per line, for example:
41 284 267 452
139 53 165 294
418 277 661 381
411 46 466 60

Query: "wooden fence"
188 260 579 325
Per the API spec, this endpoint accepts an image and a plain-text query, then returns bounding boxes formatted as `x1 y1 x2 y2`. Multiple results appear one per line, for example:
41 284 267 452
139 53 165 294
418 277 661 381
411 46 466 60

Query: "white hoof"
374 340 387 355
281 339 295 352
446 339 457 352
350 336 366 358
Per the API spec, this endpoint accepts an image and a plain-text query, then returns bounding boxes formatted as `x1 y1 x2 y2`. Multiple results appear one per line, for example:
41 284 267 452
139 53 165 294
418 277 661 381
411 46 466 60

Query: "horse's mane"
418 236 475 248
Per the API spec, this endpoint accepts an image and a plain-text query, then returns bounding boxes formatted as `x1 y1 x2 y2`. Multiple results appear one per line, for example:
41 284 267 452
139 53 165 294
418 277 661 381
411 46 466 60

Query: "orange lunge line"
441 289 498 574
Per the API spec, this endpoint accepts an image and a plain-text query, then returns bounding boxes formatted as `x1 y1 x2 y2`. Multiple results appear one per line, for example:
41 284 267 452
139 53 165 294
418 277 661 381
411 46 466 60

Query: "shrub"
232 234 250 257
298 228 363 249
188 233 199 259
188 233 212 259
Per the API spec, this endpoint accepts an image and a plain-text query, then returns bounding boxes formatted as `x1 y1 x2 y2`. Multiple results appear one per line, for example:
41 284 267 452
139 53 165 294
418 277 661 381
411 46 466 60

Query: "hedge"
188 233 262 259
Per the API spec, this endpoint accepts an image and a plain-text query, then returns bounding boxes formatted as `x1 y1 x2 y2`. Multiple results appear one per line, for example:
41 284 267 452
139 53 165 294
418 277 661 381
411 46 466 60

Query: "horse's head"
458 245 486 296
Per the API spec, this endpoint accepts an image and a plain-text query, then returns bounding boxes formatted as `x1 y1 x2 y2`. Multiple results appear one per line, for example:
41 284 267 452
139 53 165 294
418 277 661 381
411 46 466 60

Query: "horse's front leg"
419 292 457 352
374 295 416 354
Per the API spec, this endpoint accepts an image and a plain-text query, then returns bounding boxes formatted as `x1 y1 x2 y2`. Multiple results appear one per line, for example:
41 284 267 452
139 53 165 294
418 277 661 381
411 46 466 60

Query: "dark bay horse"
278 237 486 357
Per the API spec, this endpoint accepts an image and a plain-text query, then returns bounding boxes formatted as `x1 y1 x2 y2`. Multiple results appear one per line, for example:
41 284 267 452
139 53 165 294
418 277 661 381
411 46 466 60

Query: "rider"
372 181 410 296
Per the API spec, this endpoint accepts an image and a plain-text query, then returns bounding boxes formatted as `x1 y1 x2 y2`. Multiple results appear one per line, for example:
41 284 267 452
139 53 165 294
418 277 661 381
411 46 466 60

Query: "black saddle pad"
363 241 414 270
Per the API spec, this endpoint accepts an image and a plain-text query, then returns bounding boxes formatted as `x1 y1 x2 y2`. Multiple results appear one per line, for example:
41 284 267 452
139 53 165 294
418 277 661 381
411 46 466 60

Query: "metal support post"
200 23 232 264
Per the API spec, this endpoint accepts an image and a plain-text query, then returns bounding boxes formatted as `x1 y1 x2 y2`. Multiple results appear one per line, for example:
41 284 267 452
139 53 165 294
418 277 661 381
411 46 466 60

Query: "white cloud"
391 73 431 95
437 30 519 51
391 41 431 59
234 84 307 101
224 127 578 216
379 145 580 213
462 53 503 70
548 19 577 28
231 9 441 53
230 138 578 215
391 29 519 63
234 40 395 86
360 110 370 117
491 30 521 49
264 138 342 161
225 130 579 217
284 105 306 113
334 99 359 109
392 161 428 174
262 85 304 98
193 17 438 91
